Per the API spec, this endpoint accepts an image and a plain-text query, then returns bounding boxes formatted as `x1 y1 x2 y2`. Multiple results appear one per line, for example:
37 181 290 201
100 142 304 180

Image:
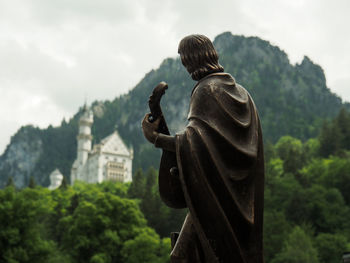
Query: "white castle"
70 105 133 185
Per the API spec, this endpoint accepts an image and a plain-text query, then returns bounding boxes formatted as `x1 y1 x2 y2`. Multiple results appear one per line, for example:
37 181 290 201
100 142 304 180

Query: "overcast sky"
0 0 349 154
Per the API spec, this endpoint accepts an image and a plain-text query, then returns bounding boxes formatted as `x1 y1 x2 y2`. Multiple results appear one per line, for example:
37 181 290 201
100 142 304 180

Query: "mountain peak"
214 32 290 71
297 56 327 88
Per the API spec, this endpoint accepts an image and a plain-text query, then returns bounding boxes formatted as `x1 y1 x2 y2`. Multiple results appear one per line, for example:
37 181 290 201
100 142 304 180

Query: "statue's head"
178 34 224 81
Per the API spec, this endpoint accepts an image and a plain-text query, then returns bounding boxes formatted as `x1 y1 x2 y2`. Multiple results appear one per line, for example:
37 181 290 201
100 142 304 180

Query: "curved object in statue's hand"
148 81 184 208
148 81 170 135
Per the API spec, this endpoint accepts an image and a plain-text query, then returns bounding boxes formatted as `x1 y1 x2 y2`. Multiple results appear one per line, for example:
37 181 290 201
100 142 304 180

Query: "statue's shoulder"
191 72 236 97
200 72 235 87
192 73 254 112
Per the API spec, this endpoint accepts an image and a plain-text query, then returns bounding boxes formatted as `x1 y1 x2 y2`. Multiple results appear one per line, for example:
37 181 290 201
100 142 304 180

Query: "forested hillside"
0 32 348 187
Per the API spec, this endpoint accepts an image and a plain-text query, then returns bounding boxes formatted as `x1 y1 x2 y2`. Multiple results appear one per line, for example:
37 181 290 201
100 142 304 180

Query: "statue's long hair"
178 34 224 81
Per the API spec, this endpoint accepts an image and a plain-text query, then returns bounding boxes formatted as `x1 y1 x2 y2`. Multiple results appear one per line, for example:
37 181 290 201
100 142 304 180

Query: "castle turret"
48 169 63 190
77 105 93 166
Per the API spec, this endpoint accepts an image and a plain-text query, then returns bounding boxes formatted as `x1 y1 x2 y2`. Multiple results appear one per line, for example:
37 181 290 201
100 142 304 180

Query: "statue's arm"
154 133 176 152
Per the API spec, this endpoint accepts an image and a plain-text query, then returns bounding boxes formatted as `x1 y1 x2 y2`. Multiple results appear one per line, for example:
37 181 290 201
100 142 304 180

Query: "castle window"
106 161 125 182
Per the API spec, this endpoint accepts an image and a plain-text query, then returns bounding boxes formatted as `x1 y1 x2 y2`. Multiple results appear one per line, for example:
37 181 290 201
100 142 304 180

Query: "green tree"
303 138 320 161
300 157 350 206
28 176 36 188
59 176 68 190
263 210 292 262
335 108 350 150
128 168 146 199
285 185 349 233
0 187 56 263
299 158 327 188
271 226 319 263
319 157 350 206
264 171 302 215
140 168 169 236
314 233 348 263
121 229 171 263
319 120 342 157
275 136 304 174
6 176 15 188
264 140 276 162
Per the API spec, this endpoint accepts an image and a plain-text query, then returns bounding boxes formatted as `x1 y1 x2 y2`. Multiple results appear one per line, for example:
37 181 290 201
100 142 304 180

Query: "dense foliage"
263 126 350 262
319 108 350 157
265 153 350 262
1 32 349 187
0 182 170 263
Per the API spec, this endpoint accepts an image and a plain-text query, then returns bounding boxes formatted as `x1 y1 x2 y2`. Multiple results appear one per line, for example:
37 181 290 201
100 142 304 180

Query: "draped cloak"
158 72 264 263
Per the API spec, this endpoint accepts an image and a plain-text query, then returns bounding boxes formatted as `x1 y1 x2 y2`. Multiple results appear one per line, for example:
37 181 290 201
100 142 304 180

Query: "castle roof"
98 131 132 157
79 105 93 124
50 169 63 179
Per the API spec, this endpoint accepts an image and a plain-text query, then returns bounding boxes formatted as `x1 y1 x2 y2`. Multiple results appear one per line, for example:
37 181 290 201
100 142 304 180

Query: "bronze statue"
142 34 265 263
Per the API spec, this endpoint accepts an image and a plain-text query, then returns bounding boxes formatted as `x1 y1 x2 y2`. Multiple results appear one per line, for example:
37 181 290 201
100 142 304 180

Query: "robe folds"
158 72 264 263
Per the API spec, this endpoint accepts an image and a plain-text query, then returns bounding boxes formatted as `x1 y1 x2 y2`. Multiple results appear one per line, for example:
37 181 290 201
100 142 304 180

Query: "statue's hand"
142 113 160 144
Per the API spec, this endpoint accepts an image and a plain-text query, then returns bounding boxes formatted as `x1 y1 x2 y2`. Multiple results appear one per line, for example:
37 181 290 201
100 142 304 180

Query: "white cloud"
0 0 349 153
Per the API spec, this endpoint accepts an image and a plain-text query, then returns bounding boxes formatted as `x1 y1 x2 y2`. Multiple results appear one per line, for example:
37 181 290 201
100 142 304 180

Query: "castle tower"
48 169 63 190
77 104 93 166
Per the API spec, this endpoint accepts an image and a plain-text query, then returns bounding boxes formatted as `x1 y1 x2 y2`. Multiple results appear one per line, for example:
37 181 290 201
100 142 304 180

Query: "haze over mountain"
0 32 348 188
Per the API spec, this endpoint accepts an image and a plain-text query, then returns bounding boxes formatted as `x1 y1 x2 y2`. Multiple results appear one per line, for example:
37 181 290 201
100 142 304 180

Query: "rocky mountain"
0 32 348 188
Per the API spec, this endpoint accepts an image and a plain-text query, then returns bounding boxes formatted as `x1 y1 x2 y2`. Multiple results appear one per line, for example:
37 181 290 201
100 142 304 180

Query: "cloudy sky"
0 0 349 153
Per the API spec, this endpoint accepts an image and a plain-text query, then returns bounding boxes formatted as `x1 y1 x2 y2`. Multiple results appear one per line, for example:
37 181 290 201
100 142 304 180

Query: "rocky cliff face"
0 126 43 188
0 32 348 188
